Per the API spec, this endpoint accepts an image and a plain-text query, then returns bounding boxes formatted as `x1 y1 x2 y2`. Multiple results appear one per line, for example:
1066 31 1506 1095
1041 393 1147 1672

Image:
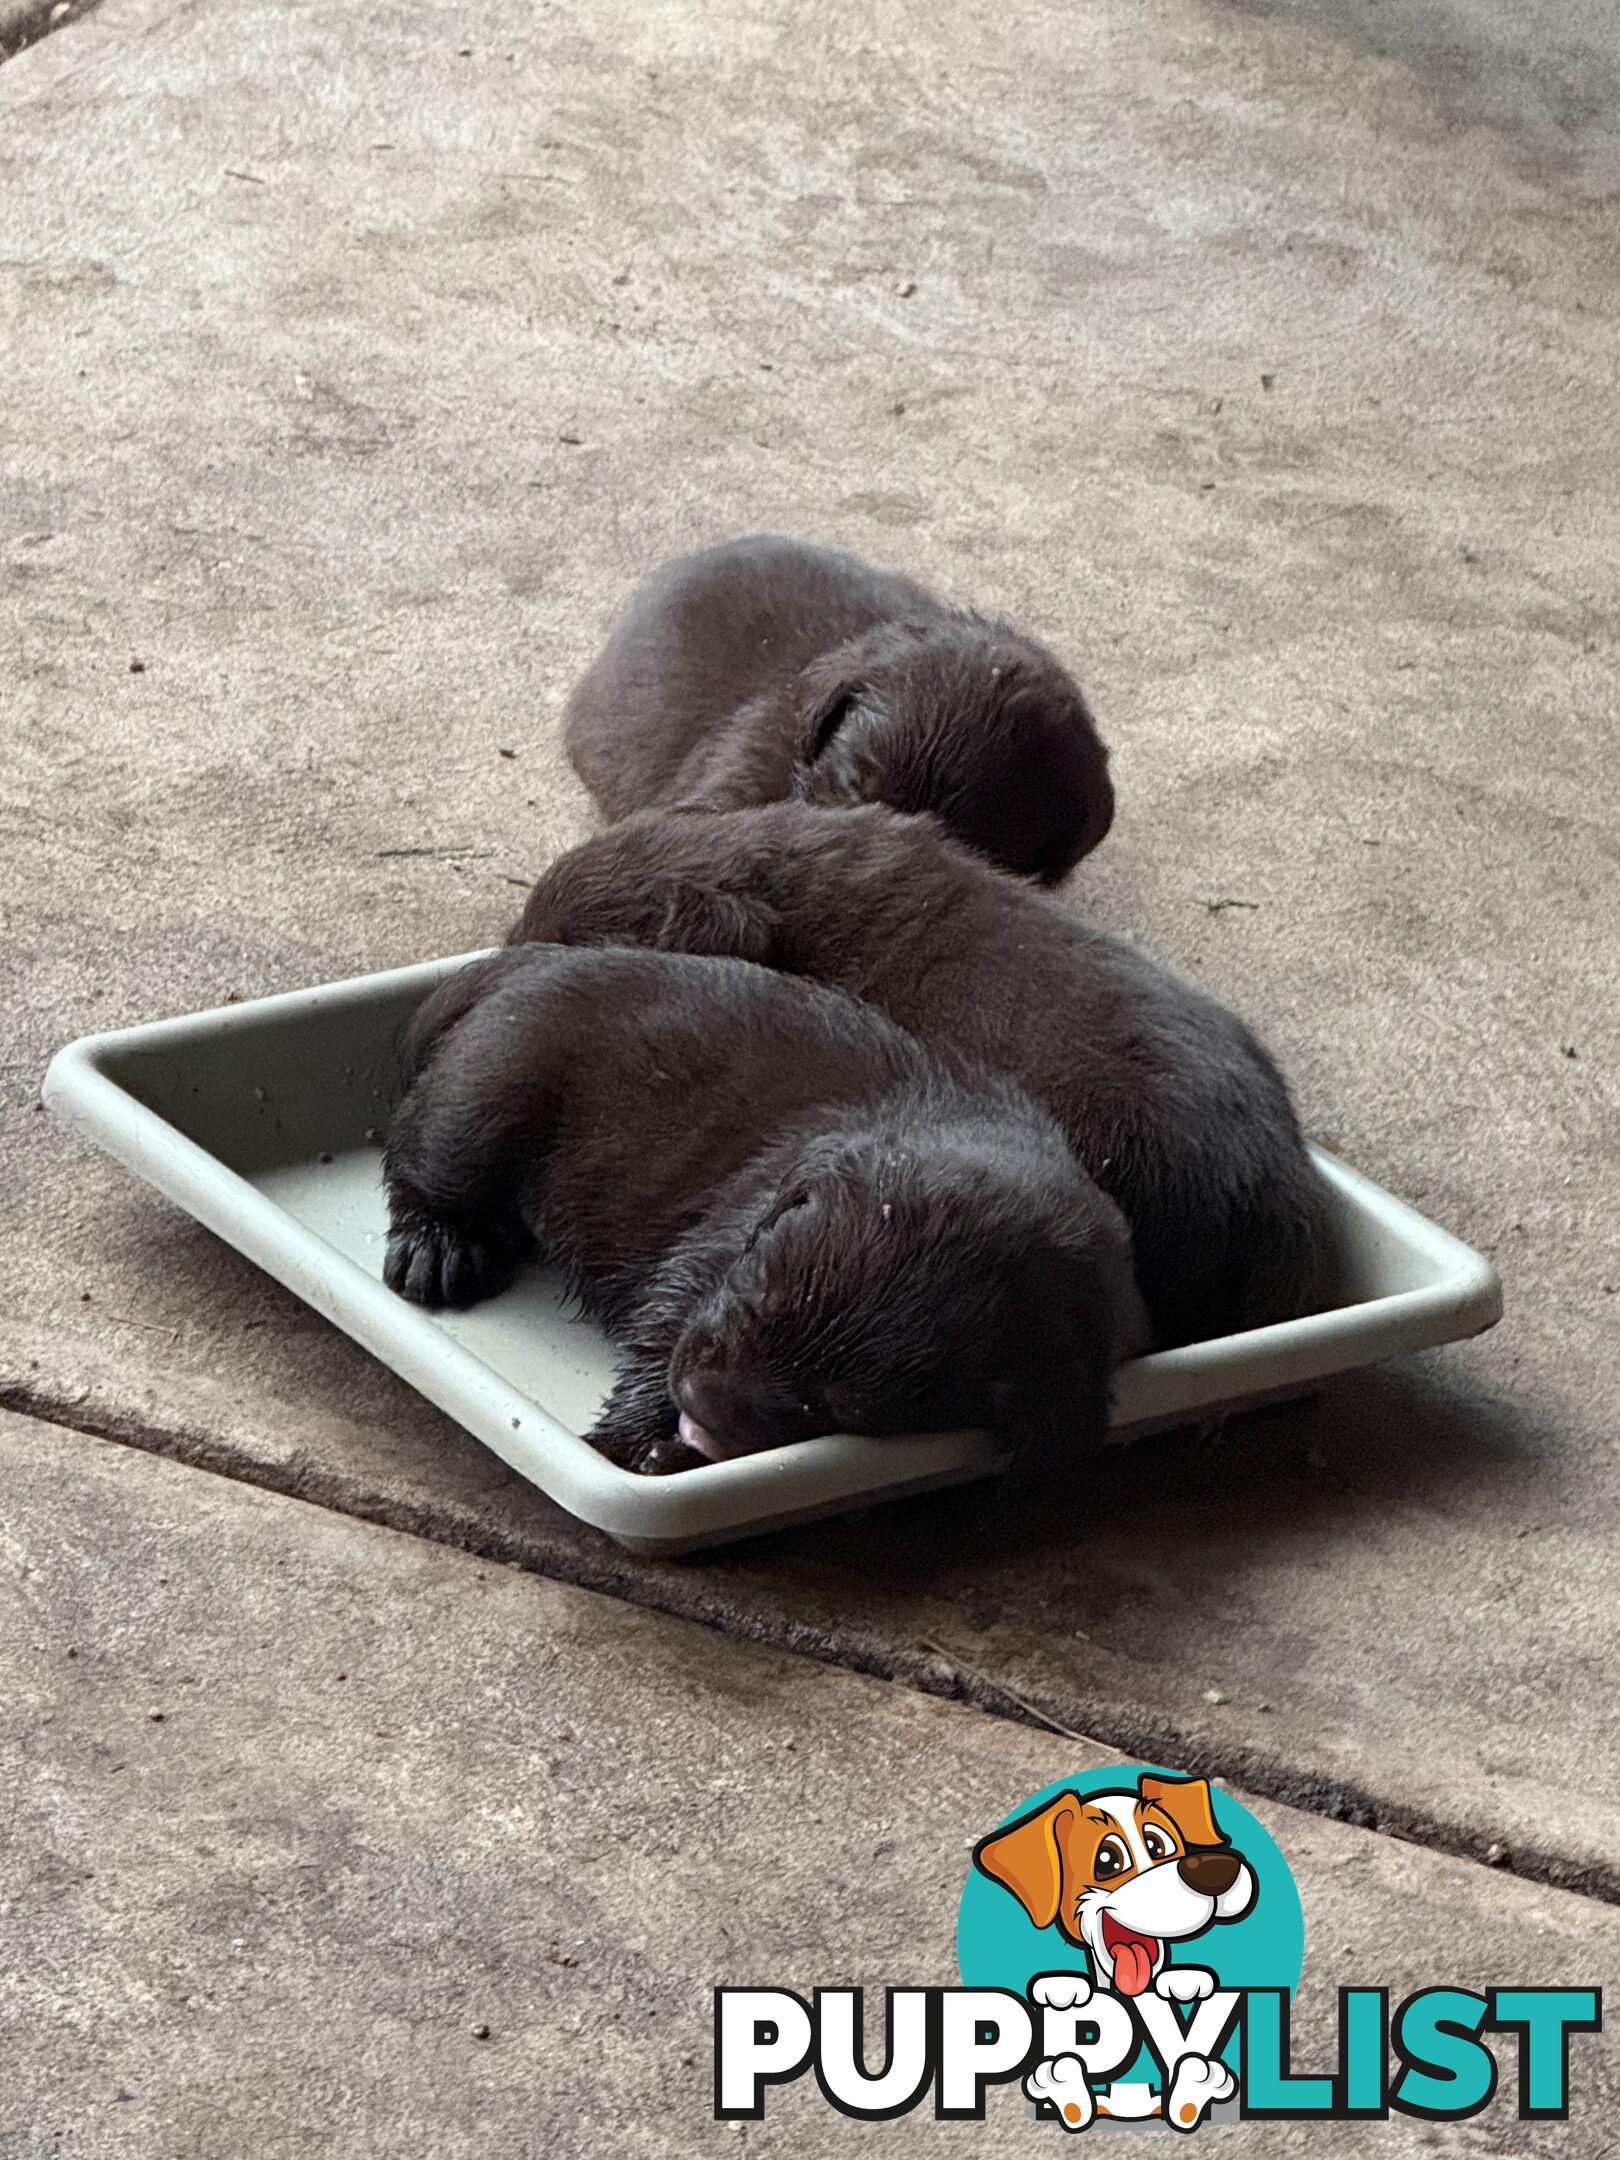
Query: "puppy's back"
565 535 937 817
514 804 1329 1344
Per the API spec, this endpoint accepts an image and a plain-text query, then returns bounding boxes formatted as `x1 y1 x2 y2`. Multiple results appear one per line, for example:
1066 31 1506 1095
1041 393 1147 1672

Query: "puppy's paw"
1032 1972 1093 2013
1165 2054 1236 2133
1155 1966 1215 2005
587 1363 683 1471
632 1432 708 1477
383 1218 515 1309
1024 2055 1094 2132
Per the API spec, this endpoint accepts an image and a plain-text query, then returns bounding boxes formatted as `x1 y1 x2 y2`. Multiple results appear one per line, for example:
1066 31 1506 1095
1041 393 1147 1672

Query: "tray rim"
42 951 1504 1554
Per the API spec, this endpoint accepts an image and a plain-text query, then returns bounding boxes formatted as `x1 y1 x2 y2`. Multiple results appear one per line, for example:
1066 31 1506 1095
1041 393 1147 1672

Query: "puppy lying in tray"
383 945 1145 1474
512 805 1331 1350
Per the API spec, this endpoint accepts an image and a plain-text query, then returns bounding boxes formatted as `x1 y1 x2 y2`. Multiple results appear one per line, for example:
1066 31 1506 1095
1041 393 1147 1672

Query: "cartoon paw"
1155 1966 1216 2005
1165 2053 1237 2133
1031 1972 1093 2012
1025 2055 1094 2132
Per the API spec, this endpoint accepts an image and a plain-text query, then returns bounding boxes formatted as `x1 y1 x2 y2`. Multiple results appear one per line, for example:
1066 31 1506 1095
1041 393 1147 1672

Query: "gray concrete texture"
2 0 1618 1946
5 1407 1619 2157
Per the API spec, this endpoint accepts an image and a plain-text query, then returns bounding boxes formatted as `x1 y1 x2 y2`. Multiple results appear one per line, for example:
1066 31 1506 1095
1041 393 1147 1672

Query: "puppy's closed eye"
732 1179 815 1272
758 1181 813 1231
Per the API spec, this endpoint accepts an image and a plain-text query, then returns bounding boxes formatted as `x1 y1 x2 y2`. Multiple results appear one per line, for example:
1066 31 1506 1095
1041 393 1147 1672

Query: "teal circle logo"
957 1765 1303 2106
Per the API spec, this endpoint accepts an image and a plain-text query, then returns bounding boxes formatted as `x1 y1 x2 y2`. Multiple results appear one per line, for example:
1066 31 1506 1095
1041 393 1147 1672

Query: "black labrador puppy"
384 944 1144 1474
511 806 1333 1350
564 534 1113 885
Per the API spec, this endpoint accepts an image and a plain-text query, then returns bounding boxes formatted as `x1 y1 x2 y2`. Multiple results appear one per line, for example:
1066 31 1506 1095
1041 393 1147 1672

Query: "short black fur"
564 534 1113 885
384 945 1143 1473
512 806 1333 1349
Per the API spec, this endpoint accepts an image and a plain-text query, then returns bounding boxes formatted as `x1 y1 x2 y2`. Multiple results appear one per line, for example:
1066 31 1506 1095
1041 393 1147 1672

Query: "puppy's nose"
1178 1851 1241 1897
676 1367 806 1457
676 1367 739 1444
677 1367 789 1457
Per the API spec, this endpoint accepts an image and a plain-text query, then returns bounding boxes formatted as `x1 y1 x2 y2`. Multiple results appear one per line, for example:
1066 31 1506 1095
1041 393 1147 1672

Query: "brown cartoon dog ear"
973 1794 1081 1933
1140 1774 1228 1850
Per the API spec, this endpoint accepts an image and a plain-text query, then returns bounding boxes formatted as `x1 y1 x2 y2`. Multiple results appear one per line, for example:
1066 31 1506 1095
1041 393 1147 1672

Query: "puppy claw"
384 1220 514 1309
1155 1966 1216 2005
633 1433 708 1477
586 1368 684 1470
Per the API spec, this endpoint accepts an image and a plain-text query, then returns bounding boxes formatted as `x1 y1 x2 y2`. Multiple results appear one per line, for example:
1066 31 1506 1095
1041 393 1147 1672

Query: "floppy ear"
654 879 779 965
794 661 863 764
1139 1775 1228 1850
972 1794 1081 1931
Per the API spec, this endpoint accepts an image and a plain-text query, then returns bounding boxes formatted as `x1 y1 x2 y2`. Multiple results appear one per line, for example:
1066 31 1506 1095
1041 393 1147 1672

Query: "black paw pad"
383 1220 514 1309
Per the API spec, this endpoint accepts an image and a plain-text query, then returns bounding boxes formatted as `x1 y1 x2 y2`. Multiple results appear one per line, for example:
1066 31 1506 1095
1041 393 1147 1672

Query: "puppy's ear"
972 1794 1082 1932
795 662 863 765
654 879 779 965
1139 1775 1228 1851
794 618 936 768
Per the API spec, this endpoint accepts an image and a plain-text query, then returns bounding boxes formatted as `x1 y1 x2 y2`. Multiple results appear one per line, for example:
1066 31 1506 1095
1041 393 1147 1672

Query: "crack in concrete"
9 1374 1615 1911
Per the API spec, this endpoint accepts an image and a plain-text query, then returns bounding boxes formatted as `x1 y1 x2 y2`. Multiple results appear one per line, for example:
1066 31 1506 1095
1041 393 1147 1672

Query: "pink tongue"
677 1412 726 1461
1112 1939 1155 1997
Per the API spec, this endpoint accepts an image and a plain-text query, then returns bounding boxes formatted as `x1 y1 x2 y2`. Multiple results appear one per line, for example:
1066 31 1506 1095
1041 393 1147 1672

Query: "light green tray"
44 953 1503 1555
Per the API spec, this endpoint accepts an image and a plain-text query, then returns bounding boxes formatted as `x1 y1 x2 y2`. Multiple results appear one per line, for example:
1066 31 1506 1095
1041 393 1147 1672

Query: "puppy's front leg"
383 1057 530 1311
588 1352 699 1474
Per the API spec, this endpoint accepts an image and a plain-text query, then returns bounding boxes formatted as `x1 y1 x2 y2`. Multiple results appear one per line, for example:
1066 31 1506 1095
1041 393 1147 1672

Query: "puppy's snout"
675 1367 738 1440
674 1367 779 1458
1177 1851 1241 1897
675 1363 819 1459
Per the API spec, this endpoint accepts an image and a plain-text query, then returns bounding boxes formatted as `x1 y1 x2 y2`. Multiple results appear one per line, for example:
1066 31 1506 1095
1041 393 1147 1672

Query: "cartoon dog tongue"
1105 1924 1158 1997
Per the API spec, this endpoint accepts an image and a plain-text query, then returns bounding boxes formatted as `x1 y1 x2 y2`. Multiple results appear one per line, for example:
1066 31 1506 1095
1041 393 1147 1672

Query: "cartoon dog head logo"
973 1773 1257 1998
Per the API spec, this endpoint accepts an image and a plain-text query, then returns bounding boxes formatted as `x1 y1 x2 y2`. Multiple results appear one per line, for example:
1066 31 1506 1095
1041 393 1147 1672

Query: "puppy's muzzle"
673 1366 812 1460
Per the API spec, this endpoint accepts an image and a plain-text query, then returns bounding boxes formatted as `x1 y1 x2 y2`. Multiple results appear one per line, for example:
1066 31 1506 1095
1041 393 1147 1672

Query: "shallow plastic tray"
44 952 1503 1555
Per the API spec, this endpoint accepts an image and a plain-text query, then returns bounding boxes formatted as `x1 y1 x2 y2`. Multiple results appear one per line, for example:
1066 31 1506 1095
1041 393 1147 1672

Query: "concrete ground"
2 0 1617 2145
6 1407 1619 2157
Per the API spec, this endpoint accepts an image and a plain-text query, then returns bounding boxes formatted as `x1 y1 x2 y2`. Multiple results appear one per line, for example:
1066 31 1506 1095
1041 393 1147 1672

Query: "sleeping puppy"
383 944 1145 1474
564 534 1113 885
510 806 1333 1351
